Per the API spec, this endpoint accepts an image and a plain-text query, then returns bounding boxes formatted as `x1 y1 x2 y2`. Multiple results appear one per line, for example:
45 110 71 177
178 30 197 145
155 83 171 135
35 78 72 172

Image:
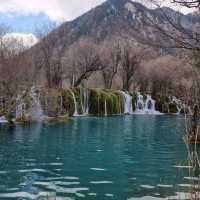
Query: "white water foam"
134 93 163 115
120 91 133 114
70 90 79 116
0 116 8 123
80 87 89 115
90 181 113 184
90 168 107 171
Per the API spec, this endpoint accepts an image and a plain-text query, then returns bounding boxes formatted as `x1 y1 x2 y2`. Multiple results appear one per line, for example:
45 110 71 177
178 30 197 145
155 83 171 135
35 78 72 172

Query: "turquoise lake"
0 115 191 199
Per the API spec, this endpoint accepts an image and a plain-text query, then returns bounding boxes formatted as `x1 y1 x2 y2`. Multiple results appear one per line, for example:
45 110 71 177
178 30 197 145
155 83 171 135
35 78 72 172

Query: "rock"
169 103 178 114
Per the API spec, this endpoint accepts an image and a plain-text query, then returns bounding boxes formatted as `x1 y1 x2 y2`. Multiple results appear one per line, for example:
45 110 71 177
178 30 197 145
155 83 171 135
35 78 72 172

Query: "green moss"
0 108 6 117
89 89 100 115
6 113 14 124
61 89 75 116
4 87 187 119
88 88 123 115
154 95 170 113
40 88 64 117
169 103 178 114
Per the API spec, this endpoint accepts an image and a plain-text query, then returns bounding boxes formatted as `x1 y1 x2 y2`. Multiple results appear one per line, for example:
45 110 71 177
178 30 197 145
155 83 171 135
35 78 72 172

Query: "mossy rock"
43 115 72 124
89 88 123 115
0 108 6 117
40 88 65 117
169 103 178 114
162 103 169 113
5 113 15 124
88 89 100 115
15 116 31 125
61 89 75 116
180 107 190 115
154 95 170 113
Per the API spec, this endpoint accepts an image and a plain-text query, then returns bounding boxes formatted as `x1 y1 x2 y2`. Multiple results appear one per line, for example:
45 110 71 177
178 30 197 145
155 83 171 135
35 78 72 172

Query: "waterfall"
144 95 160 114
136 93 145 112
60 95 63 114
171 96 182 114
0 116 8 123
118 96 122 115
98 96 100 115
29 87 44 120
105 100 108 116
70 90 79 116
120 91 133 114
15 87 44 121
80 88 89 115
16 94 26 119
135 93 162 115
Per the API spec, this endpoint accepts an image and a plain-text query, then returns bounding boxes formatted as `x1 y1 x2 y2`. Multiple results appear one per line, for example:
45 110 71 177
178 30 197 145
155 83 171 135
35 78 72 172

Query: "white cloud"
0 0 106 22
3 33 38 48
0 0 194 22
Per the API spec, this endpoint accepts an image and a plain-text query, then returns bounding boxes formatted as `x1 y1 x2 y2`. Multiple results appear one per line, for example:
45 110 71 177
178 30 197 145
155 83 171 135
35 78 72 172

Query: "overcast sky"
0 0 193 22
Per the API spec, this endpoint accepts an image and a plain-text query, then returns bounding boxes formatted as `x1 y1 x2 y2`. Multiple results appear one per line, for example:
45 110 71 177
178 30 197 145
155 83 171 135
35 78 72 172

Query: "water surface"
0 115 190 199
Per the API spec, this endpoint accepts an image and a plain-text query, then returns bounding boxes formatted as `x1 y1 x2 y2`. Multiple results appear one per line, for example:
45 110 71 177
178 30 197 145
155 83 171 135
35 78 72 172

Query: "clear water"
0 115 190 199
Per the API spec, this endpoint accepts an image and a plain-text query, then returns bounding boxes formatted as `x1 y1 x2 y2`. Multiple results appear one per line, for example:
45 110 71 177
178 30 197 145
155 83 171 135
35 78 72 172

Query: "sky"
0 0 194 34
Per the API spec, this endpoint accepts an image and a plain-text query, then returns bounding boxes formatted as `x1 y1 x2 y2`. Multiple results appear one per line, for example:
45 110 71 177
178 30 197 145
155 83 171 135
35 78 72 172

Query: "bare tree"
136 55 193 97
34 22 63 88
141 0 200 52
99 38 121 89
0 24 32 101
62 39 101 87
120 41 143 91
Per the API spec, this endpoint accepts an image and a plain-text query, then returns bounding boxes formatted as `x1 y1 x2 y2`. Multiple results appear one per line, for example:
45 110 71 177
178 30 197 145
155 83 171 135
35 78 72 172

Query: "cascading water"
70 90 79 116
120 91 133 114
135 93 145 112
119 97 122 115
104 100 108 116
144 95 161 114
80 88 89 115
16 94 26 119
29 87 44 121
135 93 162 115
0 116 8 123
171 96 183 114
15 87 44 121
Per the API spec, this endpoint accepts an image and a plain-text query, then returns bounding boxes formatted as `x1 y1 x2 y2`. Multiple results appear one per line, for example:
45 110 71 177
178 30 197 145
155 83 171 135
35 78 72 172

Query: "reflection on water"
0 115 195 199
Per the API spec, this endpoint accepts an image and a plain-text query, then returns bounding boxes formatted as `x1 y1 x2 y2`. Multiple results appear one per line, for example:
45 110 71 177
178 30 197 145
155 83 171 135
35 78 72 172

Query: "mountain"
31 0 199 56
7 0 198 93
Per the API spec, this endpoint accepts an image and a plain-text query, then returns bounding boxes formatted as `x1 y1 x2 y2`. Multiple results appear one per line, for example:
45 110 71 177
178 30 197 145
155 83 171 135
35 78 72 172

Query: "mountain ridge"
30 0 200 59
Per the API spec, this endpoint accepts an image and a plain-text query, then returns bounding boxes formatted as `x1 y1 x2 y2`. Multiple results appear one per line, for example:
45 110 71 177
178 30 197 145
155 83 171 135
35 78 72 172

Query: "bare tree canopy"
99 38 121 89
62 39 101 87
135 0 199 54
34 22 63 88
0 24 32 99
120 40 144 91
